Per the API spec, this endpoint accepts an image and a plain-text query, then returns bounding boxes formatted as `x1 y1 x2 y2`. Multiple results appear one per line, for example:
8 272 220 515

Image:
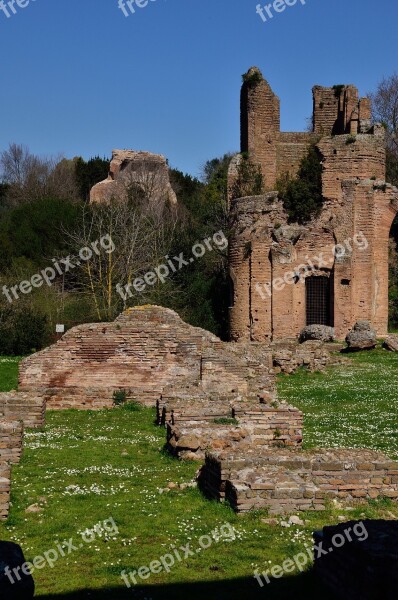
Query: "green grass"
0 351 397 599
278 348 398 458
0 356 21 391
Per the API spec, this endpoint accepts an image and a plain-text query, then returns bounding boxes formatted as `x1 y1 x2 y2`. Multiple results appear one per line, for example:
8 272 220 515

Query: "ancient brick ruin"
0 304 392 516
2 71 398 520
0 393 45 520
90 149 177 206
228 67 398 341
198 448 398 513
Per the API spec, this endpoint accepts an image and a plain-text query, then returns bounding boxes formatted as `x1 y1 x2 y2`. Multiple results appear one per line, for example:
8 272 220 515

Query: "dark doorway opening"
306 275 333 326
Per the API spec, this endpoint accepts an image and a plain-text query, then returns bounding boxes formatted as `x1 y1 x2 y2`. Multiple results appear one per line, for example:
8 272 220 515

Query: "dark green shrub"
230 154 264 200
346 135 356 145
122 401 142 412
276 144 323 224
0 307 48 355
113 389 127 406
242 70 263 87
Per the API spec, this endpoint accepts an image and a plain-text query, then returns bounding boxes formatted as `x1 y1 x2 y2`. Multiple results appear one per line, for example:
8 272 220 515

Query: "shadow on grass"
39 570 336 600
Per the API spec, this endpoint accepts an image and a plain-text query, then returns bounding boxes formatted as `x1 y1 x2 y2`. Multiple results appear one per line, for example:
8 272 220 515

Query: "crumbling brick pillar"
240 67 280 190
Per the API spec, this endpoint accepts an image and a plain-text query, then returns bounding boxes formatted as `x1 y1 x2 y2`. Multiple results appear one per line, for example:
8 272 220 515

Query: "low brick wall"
42 388 114 411
198 448 398 513
0 420 24 521
161 395 302 460
272 340 333 374
314 520 398 599
0 462 11 520
157 395 235 426
0 421 24 465
0 392 45 428
234 403 302 448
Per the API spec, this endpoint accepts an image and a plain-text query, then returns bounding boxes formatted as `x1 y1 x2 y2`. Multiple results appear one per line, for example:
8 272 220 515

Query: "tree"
65 180 179 321
229 154 264 201
74 156 109 201
277 144 323 224
370 74 398 186
0 143 79 205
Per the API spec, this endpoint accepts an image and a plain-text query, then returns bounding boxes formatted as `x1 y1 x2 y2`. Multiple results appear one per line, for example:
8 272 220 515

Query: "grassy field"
0 356 22 392
0 350 397 599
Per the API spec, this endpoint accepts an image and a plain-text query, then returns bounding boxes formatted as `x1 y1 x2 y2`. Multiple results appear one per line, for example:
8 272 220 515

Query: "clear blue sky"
1 0 397 177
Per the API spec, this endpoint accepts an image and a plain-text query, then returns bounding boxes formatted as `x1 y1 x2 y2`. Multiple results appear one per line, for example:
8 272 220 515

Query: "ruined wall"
19 306 276 409
199 447 398 513
240 68 280 190
90 149 177 206
313 85 371 136
277 132 317 180
0 421 24 520
0 392 46 428
229 69 398 341
0 421 24 465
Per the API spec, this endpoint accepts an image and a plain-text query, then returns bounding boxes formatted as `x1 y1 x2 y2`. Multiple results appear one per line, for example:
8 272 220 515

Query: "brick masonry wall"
161 392 302 461
19 306 277 409
229 177 398 341
0 392 46 428
199 448 398 513
276 132 317 180
0 461 11 520
0 421 24 521
241 73 280 190
0 421 24 465
229 71 398 341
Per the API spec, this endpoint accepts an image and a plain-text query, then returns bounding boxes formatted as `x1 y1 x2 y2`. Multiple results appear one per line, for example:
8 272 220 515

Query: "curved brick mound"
19 306 276 409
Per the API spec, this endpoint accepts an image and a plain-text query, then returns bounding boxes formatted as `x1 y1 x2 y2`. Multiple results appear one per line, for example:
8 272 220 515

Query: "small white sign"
56 324 65 334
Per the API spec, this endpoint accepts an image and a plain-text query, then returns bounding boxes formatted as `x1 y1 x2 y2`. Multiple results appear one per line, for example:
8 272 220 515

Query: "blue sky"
1 0 397 177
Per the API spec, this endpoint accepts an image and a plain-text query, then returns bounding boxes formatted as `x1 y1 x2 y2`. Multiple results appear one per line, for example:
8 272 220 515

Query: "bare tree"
64 192 179 321
370 74 398 153
0 143 78 205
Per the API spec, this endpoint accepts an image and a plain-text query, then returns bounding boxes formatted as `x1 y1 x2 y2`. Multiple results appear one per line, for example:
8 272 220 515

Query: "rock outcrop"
345 320 377 351
384 334 398 352
299 325 335 343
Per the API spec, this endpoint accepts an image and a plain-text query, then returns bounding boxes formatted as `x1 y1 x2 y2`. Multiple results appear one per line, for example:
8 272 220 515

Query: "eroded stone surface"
300 325 335 343
384 335 398 352
90 149 177 206
345 320 377 351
